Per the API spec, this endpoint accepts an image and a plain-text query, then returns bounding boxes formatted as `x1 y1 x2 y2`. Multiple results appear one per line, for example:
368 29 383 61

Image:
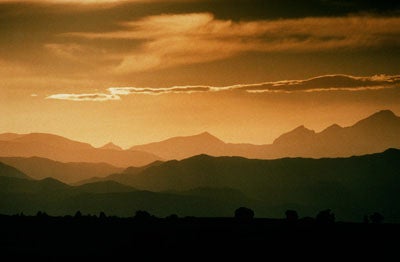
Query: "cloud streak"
63 13 400 73
46 93 120 101
46 74 400 101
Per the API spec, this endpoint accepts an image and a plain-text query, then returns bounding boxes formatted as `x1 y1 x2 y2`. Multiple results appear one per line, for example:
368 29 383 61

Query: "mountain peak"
100 142 123 151
322 124 342 133
354 110 399 128
273 125 315 145
195 131 218 139
369 110 397 119
193 132 225 144
294 125 313 132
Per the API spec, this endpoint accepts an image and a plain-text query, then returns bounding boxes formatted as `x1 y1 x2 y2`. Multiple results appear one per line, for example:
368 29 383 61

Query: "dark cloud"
1 0 399 84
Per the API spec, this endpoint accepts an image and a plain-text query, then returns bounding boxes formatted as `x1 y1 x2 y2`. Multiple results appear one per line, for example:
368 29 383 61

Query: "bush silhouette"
134 210 152 221
234 207 254 222
370 212 384 224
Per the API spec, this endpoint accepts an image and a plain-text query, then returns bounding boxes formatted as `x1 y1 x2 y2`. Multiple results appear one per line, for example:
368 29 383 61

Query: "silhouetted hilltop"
0 162 31 180
273 125 316 145
130 132 226 160
0 176 69 194
99 142 123 151
0 156 123 184
0 133 161 167
123 160 164 174
75 160 164 185
128 110 400 159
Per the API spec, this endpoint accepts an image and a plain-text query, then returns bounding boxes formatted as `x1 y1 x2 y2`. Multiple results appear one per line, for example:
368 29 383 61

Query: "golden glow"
1 1 399 148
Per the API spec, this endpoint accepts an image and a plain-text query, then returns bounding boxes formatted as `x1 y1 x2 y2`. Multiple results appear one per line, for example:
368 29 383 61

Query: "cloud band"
46 74 400 101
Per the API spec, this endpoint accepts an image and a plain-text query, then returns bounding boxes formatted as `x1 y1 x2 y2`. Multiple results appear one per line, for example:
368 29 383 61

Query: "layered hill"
130 110 400 159
0 133 161 167
96 148 400 221
0 157 123 184
1 149 399 221
0 176 250 218
0 162 31 180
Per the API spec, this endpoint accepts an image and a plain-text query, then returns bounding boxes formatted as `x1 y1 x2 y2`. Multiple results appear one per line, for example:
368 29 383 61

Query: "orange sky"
1 0 399 147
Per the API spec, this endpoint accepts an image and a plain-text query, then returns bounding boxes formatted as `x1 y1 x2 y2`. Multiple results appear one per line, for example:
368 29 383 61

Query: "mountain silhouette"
129 110 400 159
0 162 31 180
0 133 161 167
0 176 250 217
1 149 399 221
0 156 123 184
99 142 123 151
130 132 227 160
75 160 164 185
272 109 400 158
96 148 400 221
0 176 69 194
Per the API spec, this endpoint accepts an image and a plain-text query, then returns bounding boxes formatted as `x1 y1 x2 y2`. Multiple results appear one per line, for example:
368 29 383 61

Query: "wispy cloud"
46 74 400 101
46 93 120 101
63 13 400 73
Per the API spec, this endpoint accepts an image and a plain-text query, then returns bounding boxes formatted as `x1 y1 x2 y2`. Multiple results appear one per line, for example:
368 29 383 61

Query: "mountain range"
1 110 399 167
0 162 31 180
0 133 160 167
130 110 400 160
0 157 123 184
0 148 399 221
0 176 251 218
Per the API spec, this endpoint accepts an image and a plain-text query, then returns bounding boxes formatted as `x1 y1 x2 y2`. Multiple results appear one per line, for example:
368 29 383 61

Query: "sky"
1 0 400 148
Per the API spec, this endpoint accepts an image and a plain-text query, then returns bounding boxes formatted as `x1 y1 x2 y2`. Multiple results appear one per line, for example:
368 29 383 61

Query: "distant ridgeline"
129 110 400 160
0 110 399 167
0 148 399 222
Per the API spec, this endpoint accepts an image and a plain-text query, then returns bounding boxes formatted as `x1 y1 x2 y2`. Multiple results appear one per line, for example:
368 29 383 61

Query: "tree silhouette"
166 214 178 221
134 210 152 221
370 212 384 224
285 210 298 223
234 207 254 222
36 211 48 218
316 209 335 224
99 212 107 219
74 211 82 219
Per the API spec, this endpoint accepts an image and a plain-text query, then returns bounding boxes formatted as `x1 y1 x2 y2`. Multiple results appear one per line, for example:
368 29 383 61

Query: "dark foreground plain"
0 214 398 259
